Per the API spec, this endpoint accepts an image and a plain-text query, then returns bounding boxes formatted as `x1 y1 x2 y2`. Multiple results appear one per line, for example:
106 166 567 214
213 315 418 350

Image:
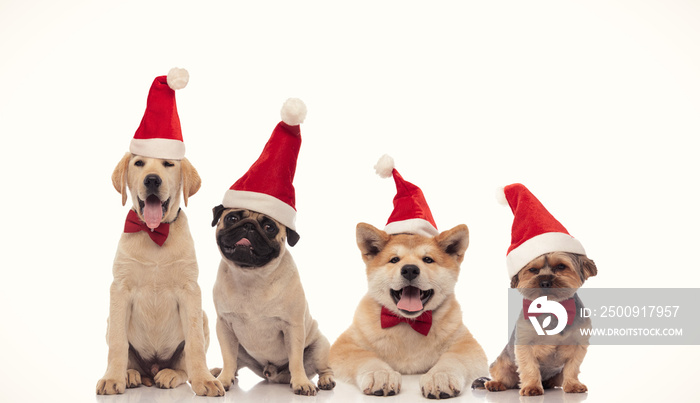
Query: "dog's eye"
529 267 540 274
134 160 144 167
225 214 239 224
553 264 567 272
163 161 175 167
423 257 434 264
389 257 400 264
264 224 276 233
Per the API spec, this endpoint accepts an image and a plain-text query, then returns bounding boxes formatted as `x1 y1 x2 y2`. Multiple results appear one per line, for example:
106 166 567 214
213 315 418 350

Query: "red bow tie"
380 306 432 336
523 297 576 325
124 209 170 246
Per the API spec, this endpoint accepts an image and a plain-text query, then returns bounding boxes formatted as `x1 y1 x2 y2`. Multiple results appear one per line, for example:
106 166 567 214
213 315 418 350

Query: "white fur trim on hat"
130 138 186 160
222 189 297 231
280 98 307 126
385 218 439 238
506 232 586 278
374 154 395 179
167 67 189 90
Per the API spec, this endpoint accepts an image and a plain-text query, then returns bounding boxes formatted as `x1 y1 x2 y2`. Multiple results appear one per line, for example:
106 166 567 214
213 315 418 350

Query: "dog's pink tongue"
236 238 252 247
144 198 162 229
397 286 423 312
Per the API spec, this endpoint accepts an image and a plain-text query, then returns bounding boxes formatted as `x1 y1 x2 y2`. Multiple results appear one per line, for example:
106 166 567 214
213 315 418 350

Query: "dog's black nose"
540 279 553 288
401 265 420 281
144 174 162 190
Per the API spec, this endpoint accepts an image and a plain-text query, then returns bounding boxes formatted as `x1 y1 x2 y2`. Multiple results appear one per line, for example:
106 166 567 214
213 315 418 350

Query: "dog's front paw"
563 380 587 393
215 368 236 391
96 377 126 395
191 375 225 397
484 380 507 392
317 372 336 390
520 383 544 396
126 369 142 388
291 376 318 396
420 371 463 399
471 376 490 390
359 370 402 397
154 369 187 389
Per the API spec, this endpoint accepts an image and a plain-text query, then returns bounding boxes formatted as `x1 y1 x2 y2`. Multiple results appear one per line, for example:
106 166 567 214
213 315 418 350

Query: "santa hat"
375 154 439 237
222 98 307 232
129 67 189 160
498 183 586 278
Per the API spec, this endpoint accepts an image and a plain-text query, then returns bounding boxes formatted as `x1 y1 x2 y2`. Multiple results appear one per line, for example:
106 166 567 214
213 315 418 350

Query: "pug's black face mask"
214 209 282 268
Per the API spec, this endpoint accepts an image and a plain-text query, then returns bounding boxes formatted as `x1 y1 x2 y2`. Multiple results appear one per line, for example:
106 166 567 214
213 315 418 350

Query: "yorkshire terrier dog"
474 251 597 396
474 182 599 396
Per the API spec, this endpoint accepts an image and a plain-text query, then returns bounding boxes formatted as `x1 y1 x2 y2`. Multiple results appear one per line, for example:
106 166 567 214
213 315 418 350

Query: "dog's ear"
356 223 390 261
578 255 598 281
112 152 131 206
211 204 225 227
510 274 520 288
286 228 300 247
435 224 470 263
181 158 201 207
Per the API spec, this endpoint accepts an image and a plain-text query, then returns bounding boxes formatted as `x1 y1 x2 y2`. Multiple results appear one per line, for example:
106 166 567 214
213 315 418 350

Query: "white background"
1 1 698 402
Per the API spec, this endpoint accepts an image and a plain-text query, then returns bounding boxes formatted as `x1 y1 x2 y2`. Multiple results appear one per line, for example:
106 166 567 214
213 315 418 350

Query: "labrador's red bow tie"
523 297 576 325
380 306 432 336
124 209 169 246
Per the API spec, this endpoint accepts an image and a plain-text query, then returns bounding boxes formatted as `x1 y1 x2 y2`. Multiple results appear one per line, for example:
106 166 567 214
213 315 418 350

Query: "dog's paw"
154 368 187 389
191 375 226 397
519 383 544 396
471 376 490 390
126 369 142 388
420 371 463 399
563 380 588 393
359 370 402 397
484 380 507 392
317 372 336 390
215 368 236 391
291 376 318 396
96 377 126 395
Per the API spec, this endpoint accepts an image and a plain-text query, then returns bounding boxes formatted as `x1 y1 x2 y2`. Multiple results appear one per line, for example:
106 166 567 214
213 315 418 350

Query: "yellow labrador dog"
96 153 224 397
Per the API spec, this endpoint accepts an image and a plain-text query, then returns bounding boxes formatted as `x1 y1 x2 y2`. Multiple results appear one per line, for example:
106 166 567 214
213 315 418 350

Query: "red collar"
523 297 576 325
380 306 432 336
124 209 170 246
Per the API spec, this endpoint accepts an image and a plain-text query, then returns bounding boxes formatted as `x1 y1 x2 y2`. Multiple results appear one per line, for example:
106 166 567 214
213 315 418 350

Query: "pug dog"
473 251 597 396
210 206 335 396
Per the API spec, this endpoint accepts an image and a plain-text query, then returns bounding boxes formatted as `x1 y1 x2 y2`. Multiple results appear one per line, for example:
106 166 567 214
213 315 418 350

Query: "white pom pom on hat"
496 186 508 206
374 154 395 178
166 67 189 90
280 98 307 126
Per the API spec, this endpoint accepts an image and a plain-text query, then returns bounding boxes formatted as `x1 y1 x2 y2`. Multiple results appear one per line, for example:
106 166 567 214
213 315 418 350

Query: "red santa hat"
498 183 586 278
129 67 189 160
221 98 307 232
375 154 439 237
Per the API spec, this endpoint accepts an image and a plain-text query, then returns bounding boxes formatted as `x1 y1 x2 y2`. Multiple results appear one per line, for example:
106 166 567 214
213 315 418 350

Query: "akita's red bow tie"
380 306 432 336
124 209 169 246
523 297 576 325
